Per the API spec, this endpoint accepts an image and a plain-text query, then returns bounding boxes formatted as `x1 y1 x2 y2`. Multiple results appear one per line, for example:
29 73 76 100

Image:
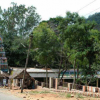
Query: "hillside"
87 12 100 31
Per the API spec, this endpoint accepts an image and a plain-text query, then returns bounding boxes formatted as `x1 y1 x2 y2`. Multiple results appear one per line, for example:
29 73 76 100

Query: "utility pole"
21 33 33 93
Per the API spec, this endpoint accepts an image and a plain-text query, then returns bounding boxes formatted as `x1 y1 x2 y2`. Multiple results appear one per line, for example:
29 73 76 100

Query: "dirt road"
0 88 99 100
0 89 22 100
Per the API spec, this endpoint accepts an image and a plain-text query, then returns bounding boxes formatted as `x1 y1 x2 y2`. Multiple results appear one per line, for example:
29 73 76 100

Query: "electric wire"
85 6 100 16
77 0 96 12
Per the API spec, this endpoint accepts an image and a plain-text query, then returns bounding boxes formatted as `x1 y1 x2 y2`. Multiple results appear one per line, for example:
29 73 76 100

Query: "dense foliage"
0 2 100 85
0 2 40 67
87 12 100 31
87 13 100 24
33 12 100 85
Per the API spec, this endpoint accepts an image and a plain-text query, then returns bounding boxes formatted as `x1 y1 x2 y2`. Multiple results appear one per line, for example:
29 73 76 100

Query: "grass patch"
30 90 50 94
75 93 84 98
66 93 71 98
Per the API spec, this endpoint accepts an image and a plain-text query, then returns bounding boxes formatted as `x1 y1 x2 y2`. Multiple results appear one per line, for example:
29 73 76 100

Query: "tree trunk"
61 70 67 80
21 34 33 93
58 63 61 78
61 61 67 80
72 59 76 89
77 65 79 79
46 66 48 88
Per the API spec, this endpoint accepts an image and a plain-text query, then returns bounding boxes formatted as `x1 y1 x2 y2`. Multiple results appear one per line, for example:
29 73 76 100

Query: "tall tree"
33 22 57 87
87 12 100 31
59 12 100 86
0 2 40 66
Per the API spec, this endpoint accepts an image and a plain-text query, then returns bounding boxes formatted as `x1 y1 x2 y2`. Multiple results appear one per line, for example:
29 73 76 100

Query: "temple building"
0 35 8 72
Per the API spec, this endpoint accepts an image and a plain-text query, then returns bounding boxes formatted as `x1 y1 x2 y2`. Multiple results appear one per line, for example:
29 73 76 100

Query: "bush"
66 93 71 98
75 93 83 98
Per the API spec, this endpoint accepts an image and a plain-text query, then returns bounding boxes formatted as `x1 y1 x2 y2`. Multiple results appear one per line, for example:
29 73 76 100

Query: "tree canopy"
87 12 100 31
0 2 100 86
0 2 41 66
32 12 100 85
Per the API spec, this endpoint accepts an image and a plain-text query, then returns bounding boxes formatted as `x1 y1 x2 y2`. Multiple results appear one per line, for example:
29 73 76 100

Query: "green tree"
47 17 72 79
0 2 40 66
87 12 100 31
33 22 57 87
59 12 100 86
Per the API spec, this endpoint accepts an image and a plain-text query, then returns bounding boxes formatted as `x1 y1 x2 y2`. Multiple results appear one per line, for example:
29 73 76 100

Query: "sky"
0 0 100 21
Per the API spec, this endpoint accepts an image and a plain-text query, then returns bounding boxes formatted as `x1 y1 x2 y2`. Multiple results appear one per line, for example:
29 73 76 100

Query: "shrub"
66 93 71 98
75 93 83 98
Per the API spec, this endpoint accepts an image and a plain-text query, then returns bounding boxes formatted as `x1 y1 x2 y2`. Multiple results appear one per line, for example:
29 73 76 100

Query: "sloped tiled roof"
9 69 23 79
0 72 9 78
9 70 31 79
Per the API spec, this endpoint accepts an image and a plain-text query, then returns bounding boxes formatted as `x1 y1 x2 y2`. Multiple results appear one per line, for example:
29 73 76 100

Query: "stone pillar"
8 79 10 90
13 79 16 87
35 80 38 88
55 78 58 90
87 86 89 92
14 79 16 86
49 77 52 89
22 79 23 85
49 77 53 88
91 86 93 92
83 86 86 92
89 86 92 92
41 82 44 88
98 88 100 93
68 83 72 91
16 79 18 86
93 87 96 93
9 79 12 90
51 78 53 88
58 78 60 86
97 79 98 87
20 79 22 88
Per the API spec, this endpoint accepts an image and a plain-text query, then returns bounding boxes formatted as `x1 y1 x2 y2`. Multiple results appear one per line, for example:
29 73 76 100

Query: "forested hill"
87 12 100 31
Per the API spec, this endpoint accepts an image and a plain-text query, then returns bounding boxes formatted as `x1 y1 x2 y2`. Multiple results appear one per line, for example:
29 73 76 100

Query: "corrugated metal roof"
11 67 59 73
26 68 59 73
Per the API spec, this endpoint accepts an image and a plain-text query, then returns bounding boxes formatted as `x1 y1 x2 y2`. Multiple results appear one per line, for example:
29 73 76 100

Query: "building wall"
29 72 58 78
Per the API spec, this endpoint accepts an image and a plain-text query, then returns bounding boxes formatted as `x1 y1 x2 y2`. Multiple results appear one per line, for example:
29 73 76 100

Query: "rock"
71 95 74 97
23 96 26 98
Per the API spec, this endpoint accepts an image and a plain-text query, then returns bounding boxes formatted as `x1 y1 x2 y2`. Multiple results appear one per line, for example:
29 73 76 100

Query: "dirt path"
0 90 22 100
0 88 100 100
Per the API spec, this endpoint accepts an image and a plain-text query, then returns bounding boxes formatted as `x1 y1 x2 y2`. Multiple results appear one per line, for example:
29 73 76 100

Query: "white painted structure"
27 68 59 78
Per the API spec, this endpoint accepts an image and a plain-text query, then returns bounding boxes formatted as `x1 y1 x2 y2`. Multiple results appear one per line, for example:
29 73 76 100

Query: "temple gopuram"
0 35 8 72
